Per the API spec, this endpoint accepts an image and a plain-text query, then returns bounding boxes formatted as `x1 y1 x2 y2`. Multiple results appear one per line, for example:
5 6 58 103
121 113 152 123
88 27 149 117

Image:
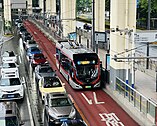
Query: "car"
83 23 92 30
44 92 76 125
0 68 25 100
30 53 47 68
38 76 65 101
0 101 24 126
25 40 37 50
23 35 32 46
21 31 31 41
14 19 22 26
59 119 87 126
2 51 17 63
35 64 56 83
0 62 19 78
18 26 27 37
26 46 41 60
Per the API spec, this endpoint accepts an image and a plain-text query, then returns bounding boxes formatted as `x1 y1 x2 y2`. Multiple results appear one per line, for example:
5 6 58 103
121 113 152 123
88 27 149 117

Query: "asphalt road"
0 34 33 126
24 20 140 126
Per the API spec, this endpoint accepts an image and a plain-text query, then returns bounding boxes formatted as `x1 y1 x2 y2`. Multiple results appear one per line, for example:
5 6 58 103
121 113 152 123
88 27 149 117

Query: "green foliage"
76 0 92 13
138 0 157 18
105 0 110 11
32 0 39 7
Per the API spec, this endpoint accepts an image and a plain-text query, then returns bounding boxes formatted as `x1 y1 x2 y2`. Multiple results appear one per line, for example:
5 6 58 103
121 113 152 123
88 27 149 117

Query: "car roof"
2 51 15 57
48 92 67 99
33 53 44 56
0 102 18 117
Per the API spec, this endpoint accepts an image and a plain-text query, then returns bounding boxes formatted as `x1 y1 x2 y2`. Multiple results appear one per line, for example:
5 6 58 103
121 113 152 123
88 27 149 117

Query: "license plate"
85 86 91 89
8 95 14 98
60 118 68 122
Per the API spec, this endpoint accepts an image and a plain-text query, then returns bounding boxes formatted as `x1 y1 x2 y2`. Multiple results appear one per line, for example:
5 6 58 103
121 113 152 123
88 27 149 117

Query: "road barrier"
116 76 157 125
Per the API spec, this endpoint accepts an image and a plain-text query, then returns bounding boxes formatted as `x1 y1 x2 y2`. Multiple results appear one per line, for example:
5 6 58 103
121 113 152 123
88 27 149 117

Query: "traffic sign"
134 31 157 43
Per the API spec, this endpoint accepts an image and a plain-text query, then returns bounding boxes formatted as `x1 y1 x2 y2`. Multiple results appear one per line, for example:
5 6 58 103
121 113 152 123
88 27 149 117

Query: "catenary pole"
92 0 95 52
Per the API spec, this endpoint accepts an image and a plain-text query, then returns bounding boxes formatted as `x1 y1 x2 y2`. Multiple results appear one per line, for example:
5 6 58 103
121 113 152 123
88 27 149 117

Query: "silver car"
44 92 76 125
34 64 56 83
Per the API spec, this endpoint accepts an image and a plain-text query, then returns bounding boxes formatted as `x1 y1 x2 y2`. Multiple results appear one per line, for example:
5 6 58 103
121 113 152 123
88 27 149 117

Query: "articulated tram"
56 40 101 89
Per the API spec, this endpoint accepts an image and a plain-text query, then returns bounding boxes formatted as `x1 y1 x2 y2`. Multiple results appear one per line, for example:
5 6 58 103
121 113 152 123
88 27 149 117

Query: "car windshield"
28 41 36 44
34 55 45 59
61 120 87 126
50 98 72 107
43 78 61 88
0 116 18 126
31 48 40 52
39 67 53 73
2 63 16 68
0 78 21 86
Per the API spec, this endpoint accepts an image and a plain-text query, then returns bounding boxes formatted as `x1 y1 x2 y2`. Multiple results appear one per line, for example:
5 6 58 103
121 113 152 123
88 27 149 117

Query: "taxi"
38 76 65 102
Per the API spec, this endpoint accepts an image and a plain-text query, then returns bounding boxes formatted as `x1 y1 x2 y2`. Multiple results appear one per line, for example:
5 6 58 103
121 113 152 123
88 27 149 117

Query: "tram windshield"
73 53 99 83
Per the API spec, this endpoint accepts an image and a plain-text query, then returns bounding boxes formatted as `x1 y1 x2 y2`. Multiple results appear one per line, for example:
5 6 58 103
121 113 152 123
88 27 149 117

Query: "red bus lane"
24 20 139 126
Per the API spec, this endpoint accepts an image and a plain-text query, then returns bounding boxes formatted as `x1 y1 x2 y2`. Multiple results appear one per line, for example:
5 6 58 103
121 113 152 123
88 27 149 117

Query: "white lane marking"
93 92 105 104
81 92 105 105
24 84 34 126
19 55 22 64
81 93 92 105
99 113 124 126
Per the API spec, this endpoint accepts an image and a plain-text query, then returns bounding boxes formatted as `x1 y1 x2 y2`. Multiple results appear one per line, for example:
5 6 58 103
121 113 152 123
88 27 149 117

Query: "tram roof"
56 41 95 59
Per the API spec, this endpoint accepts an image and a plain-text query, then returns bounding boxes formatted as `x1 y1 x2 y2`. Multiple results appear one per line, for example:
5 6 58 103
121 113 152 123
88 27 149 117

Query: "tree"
137 0 157 29
76 0 92 13
32 0 39 7
139 0 157 15
105 0 110 11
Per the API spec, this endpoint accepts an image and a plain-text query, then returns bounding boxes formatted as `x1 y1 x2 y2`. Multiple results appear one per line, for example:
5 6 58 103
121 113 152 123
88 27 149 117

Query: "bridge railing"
116 76 157 124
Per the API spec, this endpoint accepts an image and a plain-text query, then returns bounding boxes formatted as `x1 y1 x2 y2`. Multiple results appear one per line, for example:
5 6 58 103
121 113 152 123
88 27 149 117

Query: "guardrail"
116 76 157 124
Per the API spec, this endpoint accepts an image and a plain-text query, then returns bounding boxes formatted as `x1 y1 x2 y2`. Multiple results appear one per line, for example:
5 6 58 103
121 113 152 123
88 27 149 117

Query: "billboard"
134 31 157 43
95 32 106 43
11 0 26 9
106 54 110 71
68 32 77 41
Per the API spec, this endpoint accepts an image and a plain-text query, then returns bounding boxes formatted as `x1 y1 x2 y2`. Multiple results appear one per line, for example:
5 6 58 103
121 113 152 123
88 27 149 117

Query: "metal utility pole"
147 0 151 30
92 0 95 52
43 0 46 25
146 42 149 69
146 0 151 69
156 67 157 92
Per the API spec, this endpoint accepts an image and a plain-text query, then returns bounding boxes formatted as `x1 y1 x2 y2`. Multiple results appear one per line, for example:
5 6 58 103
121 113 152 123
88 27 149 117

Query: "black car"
83 23 92 30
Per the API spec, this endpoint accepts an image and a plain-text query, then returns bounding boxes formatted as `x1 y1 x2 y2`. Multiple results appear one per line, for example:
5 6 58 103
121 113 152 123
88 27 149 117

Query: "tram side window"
60 55 71 71
56 48 61 60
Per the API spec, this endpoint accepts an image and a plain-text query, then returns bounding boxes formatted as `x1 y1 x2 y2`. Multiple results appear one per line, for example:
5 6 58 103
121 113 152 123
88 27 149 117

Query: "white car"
2 51 17 63
0 68 25 100
0 62 19 78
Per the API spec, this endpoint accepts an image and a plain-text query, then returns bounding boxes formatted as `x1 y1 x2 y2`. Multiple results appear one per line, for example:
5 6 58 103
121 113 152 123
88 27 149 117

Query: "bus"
56 40 101 89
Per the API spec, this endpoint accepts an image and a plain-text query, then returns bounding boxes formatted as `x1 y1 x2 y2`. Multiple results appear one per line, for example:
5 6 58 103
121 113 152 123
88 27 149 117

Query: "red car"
31 53 47 68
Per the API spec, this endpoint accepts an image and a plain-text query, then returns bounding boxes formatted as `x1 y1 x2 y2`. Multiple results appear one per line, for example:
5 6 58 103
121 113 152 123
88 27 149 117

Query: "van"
0 101 24 126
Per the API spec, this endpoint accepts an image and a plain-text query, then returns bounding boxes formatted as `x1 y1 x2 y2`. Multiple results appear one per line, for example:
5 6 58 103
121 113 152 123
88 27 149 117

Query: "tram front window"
76 65 98 82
